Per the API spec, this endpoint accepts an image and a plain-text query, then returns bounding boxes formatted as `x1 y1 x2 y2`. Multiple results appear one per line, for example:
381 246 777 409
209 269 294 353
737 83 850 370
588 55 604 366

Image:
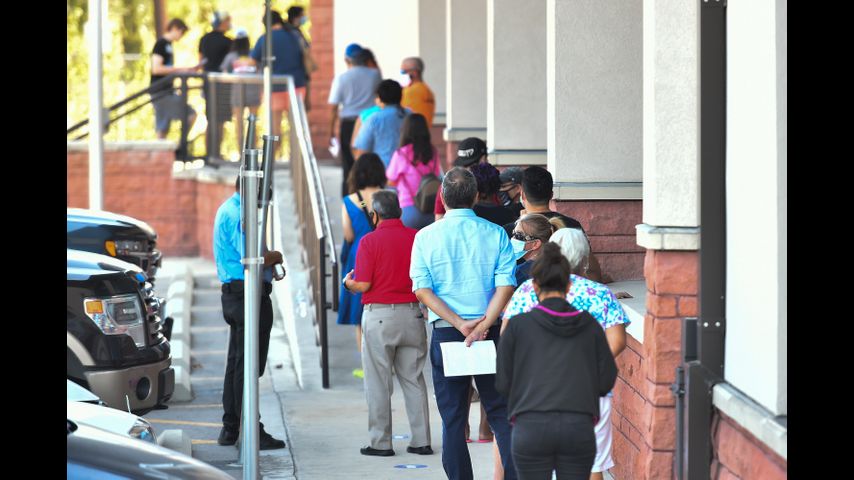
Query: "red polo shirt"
354 219 419 304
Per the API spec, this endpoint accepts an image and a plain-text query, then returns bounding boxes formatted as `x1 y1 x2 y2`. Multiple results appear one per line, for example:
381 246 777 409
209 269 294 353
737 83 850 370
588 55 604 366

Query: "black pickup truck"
67 208 163 283
67 249 173 415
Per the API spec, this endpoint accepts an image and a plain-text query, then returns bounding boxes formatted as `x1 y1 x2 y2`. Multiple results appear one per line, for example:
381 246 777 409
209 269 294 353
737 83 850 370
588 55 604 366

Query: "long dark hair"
399 113 434 166
347 153 387 194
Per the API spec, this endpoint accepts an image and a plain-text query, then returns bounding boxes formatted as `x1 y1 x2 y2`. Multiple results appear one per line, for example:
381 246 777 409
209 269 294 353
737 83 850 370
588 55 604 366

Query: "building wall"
307 0 336 159
67 144 233 260
711 410 787 480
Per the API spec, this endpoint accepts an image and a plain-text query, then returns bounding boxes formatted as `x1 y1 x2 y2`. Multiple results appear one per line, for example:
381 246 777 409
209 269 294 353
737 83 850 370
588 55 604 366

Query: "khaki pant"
361 302 431 450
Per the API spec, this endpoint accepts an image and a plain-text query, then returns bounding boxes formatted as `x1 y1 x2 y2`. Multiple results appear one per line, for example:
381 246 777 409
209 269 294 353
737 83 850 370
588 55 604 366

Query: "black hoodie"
495 297 618 420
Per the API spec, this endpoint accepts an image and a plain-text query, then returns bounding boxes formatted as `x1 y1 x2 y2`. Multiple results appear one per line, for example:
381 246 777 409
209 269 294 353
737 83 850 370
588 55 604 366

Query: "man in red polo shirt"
343 190 433 458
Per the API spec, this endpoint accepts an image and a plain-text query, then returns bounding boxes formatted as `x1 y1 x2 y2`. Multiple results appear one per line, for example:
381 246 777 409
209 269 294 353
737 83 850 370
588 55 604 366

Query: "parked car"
67 379 156 444
67 378 104 405
67 419 232 479
67 208 163 283
67 249 173 415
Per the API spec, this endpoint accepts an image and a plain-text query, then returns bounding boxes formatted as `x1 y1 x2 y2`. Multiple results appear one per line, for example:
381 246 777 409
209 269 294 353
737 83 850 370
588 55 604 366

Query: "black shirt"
503 210 584 238
473 202 518 227
495 297 618 420
199 31 232 73
150 38 173 92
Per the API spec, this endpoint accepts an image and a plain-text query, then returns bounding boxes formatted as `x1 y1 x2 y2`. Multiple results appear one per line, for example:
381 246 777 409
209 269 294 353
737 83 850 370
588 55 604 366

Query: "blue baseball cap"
345 43 363 59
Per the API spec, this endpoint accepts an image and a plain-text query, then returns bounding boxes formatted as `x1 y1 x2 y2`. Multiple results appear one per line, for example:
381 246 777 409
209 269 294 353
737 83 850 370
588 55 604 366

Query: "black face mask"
498 191 511 206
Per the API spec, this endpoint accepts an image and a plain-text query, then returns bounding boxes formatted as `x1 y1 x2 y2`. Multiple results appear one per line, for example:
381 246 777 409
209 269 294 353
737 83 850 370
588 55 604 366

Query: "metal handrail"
286 75 338 389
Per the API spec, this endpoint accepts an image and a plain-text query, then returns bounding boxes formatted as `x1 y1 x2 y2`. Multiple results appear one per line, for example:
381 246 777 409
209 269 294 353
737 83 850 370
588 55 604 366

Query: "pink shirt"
386 144 441 208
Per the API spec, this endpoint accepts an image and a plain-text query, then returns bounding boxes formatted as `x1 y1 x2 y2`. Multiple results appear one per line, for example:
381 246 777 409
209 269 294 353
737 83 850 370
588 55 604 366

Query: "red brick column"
552 200 645 282
307 0 335 159
711 411 787 480
197 180 236 261
444 140 459 172
611 250 697 479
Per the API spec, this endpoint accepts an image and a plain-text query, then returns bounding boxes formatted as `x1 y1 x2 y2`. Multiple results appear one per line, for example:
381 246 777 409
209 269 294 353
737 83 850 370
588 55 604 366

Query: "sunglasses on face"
512 231 536 242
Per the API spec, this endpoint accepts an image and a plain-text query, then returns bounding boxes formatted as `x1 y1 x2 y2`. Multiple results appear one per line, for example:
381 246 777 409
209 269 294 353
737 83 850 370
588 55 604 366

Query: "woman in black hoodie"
496 242 618 480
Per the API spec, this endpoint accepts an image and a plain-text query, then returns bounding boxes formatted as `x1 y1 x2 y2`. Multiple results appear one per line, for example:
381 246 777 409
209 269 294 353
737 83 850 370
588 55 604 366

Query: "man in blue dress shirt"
410 167 518 480
213 178 286 450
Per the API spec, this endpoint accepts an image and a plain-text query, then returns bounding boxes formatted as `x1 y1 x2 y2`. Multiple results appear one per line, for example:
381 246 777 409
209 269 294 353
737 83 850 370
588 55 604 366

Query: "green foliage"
67 0 311 158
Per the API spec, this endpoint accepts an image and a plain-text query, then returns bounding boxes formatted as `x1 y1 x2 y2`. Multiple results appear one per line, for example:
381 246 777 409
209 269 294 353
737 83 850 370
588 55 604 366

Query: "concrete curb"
165 265 193 402
157 428 192 457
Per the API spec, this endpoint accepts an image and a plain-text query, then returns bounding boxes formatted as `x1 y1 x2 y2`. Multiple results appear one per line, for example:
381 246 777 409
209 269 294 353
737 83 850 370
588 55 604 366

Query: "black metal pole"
680 1 727 479
319 237 329 389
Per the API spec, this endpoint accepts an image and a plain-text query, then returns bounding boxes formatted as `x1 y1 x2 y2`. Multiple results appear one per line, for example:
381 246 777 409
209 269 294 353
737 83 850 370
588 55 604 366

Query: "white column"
333 0 418 77
547 0 642 199
418 0 447 125
725 0 787 417
444 0 487 142
486 0 546 166
636 0 700 251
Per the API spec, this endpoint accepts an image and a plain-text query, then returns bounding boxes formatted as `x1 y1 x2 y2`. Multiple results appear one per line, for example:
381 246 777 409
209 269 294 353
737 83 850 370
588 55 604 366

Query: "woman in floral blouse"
498 227 630 480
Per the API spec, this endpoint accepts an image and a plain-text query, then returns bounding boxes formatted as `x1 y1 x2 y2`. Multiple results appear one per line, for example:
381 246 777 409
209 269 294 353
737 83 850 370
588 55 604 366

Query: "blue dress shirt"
410 208 517 323
213 193 273 284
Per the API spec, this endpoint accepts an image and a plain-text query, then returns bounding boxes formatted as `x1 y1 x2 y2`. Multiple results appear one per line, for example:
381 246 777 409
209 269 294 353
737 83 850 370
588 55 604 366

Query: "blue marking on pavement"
394 464 428 469
392 434 410 440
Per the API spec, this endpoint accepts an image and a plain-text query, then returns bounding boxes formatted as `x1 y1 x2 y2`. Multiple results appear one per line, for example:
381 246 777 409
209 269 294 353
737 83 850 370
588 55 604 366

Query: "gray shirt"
328 66 382 119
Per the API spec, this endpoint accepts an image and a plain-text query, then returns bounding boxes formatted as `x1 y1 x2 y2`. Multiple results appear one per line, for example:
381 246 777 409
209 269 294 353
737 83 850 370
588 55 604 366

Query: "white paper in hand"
439 341 497 377
328 137 340 157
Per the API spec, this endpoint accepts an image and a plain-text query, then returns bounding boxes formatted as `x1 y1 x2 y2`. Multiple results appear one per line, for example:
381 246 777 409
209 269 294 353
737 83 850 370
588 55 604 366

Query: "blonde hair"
548 228 590 274
516 213 556 242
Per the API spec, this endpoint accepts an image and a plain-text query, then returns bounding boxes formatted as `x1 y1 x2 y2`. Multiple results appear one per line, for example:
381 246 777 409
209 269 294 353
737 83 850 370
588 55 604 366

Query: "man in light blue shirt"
353 79 410 167
212 178 286 450
409 167 518 480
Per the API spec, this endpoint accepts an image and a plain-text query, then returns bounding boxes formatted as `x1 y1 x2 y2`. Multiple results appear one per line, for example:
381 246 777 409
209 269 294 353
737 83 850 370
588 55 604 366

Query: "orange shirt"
401 81 435 126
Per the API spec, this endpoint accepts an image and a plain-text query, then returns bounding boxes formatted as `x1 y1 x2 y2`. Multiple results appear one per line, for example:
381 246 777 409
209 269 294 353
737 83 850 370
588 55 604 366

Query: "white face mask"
510 238 529 260
397 72 412 88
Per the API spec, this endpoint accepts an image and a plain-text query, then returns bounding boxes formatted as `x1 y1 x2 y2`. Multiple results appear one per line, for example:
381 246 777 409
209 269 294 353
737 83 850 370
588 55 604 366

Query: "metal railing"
66 73 205 161
287 76 338 389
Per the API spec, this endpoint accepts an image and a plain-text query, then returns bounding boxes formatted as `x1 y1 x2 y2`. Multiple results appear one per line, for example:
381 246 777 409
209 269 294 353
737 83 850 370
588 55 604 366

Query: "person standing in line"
199 11 233 160
399 57 435 126
386 113 441 229
338 153 387 379
410 167 518 480
328 43 382 196
251 9 305 159
220 28 261 153
510 214 557 285
500 228 630 480
284 6 317 111
434 137 490 221
352 80 410 167
498 167 525 219
470 163 518 227
343 190 433 457
150 19 199 139
213 177 287 450
496 242 618 480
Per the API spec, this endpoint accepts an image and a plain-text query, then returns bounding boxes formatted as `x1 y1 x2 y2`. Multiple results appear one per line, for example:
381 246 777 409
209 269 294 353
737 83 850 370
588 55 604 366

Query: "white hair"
549 228 590 273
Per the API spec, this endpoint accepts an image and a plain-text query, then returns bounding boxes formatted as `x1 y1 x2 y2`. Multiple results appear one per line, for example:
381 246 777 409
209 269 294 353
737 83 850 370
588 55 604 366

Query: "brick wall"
553 200 644 282
711 411 787 480
307 0 335 160
610 250 698 479
67 145 234 261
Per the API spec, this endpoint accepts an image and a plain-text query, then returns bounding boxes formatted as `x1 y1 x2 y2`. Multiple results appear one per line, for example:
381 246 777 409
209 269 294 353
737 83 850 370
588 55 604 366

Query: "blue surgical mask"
510 238 528 260
300 16 308 26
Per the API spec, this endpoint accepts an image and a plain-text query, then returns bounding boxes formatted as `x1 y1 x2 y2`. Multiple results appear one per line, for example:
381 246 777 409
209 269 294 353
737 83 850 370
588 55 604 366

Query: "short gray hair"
372 190 402 220
549 228 590 274
441 167 478 209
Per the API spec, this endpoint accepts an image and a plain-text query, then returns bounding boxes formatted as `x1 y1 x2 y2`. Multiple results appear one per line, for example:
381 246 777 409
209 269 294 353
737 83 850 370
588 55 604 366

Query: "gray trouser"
361 302 431 450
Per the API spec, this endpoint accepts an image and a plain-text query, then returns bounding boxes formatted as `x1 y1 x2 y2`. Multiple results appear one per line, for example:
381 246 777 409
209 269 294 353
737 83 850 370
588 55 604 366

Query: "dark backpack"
414 173 441 214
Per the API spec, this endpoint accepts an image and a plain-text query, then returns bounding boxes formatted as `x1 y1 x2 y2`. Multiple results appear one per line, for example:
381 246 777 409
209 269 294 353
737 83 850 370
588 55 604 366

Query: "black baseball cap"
453 137 488 167
499 167 524 186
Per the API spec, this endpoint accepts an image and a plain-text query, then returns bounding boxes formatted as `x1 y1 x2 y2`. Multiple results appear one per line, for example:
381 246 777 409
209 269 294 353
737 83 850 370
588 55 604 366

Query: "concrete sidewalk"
268 162 500 479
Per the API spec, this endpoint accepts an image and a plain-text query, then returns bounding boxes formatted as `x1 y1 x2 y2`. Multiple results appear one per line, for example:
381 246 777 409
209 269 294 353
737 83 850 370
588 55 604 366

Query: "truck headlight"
129 418 156 443
105 239 146 256
84 294 146 348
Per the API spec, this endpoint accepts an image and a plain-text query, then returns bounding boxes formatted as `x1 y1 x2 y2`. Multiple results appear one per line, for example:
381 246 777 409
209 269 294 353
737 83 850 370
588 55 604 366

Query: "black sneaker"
218 427 238 446
406 446 433 455
259 430 286 450
360 446 395 457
